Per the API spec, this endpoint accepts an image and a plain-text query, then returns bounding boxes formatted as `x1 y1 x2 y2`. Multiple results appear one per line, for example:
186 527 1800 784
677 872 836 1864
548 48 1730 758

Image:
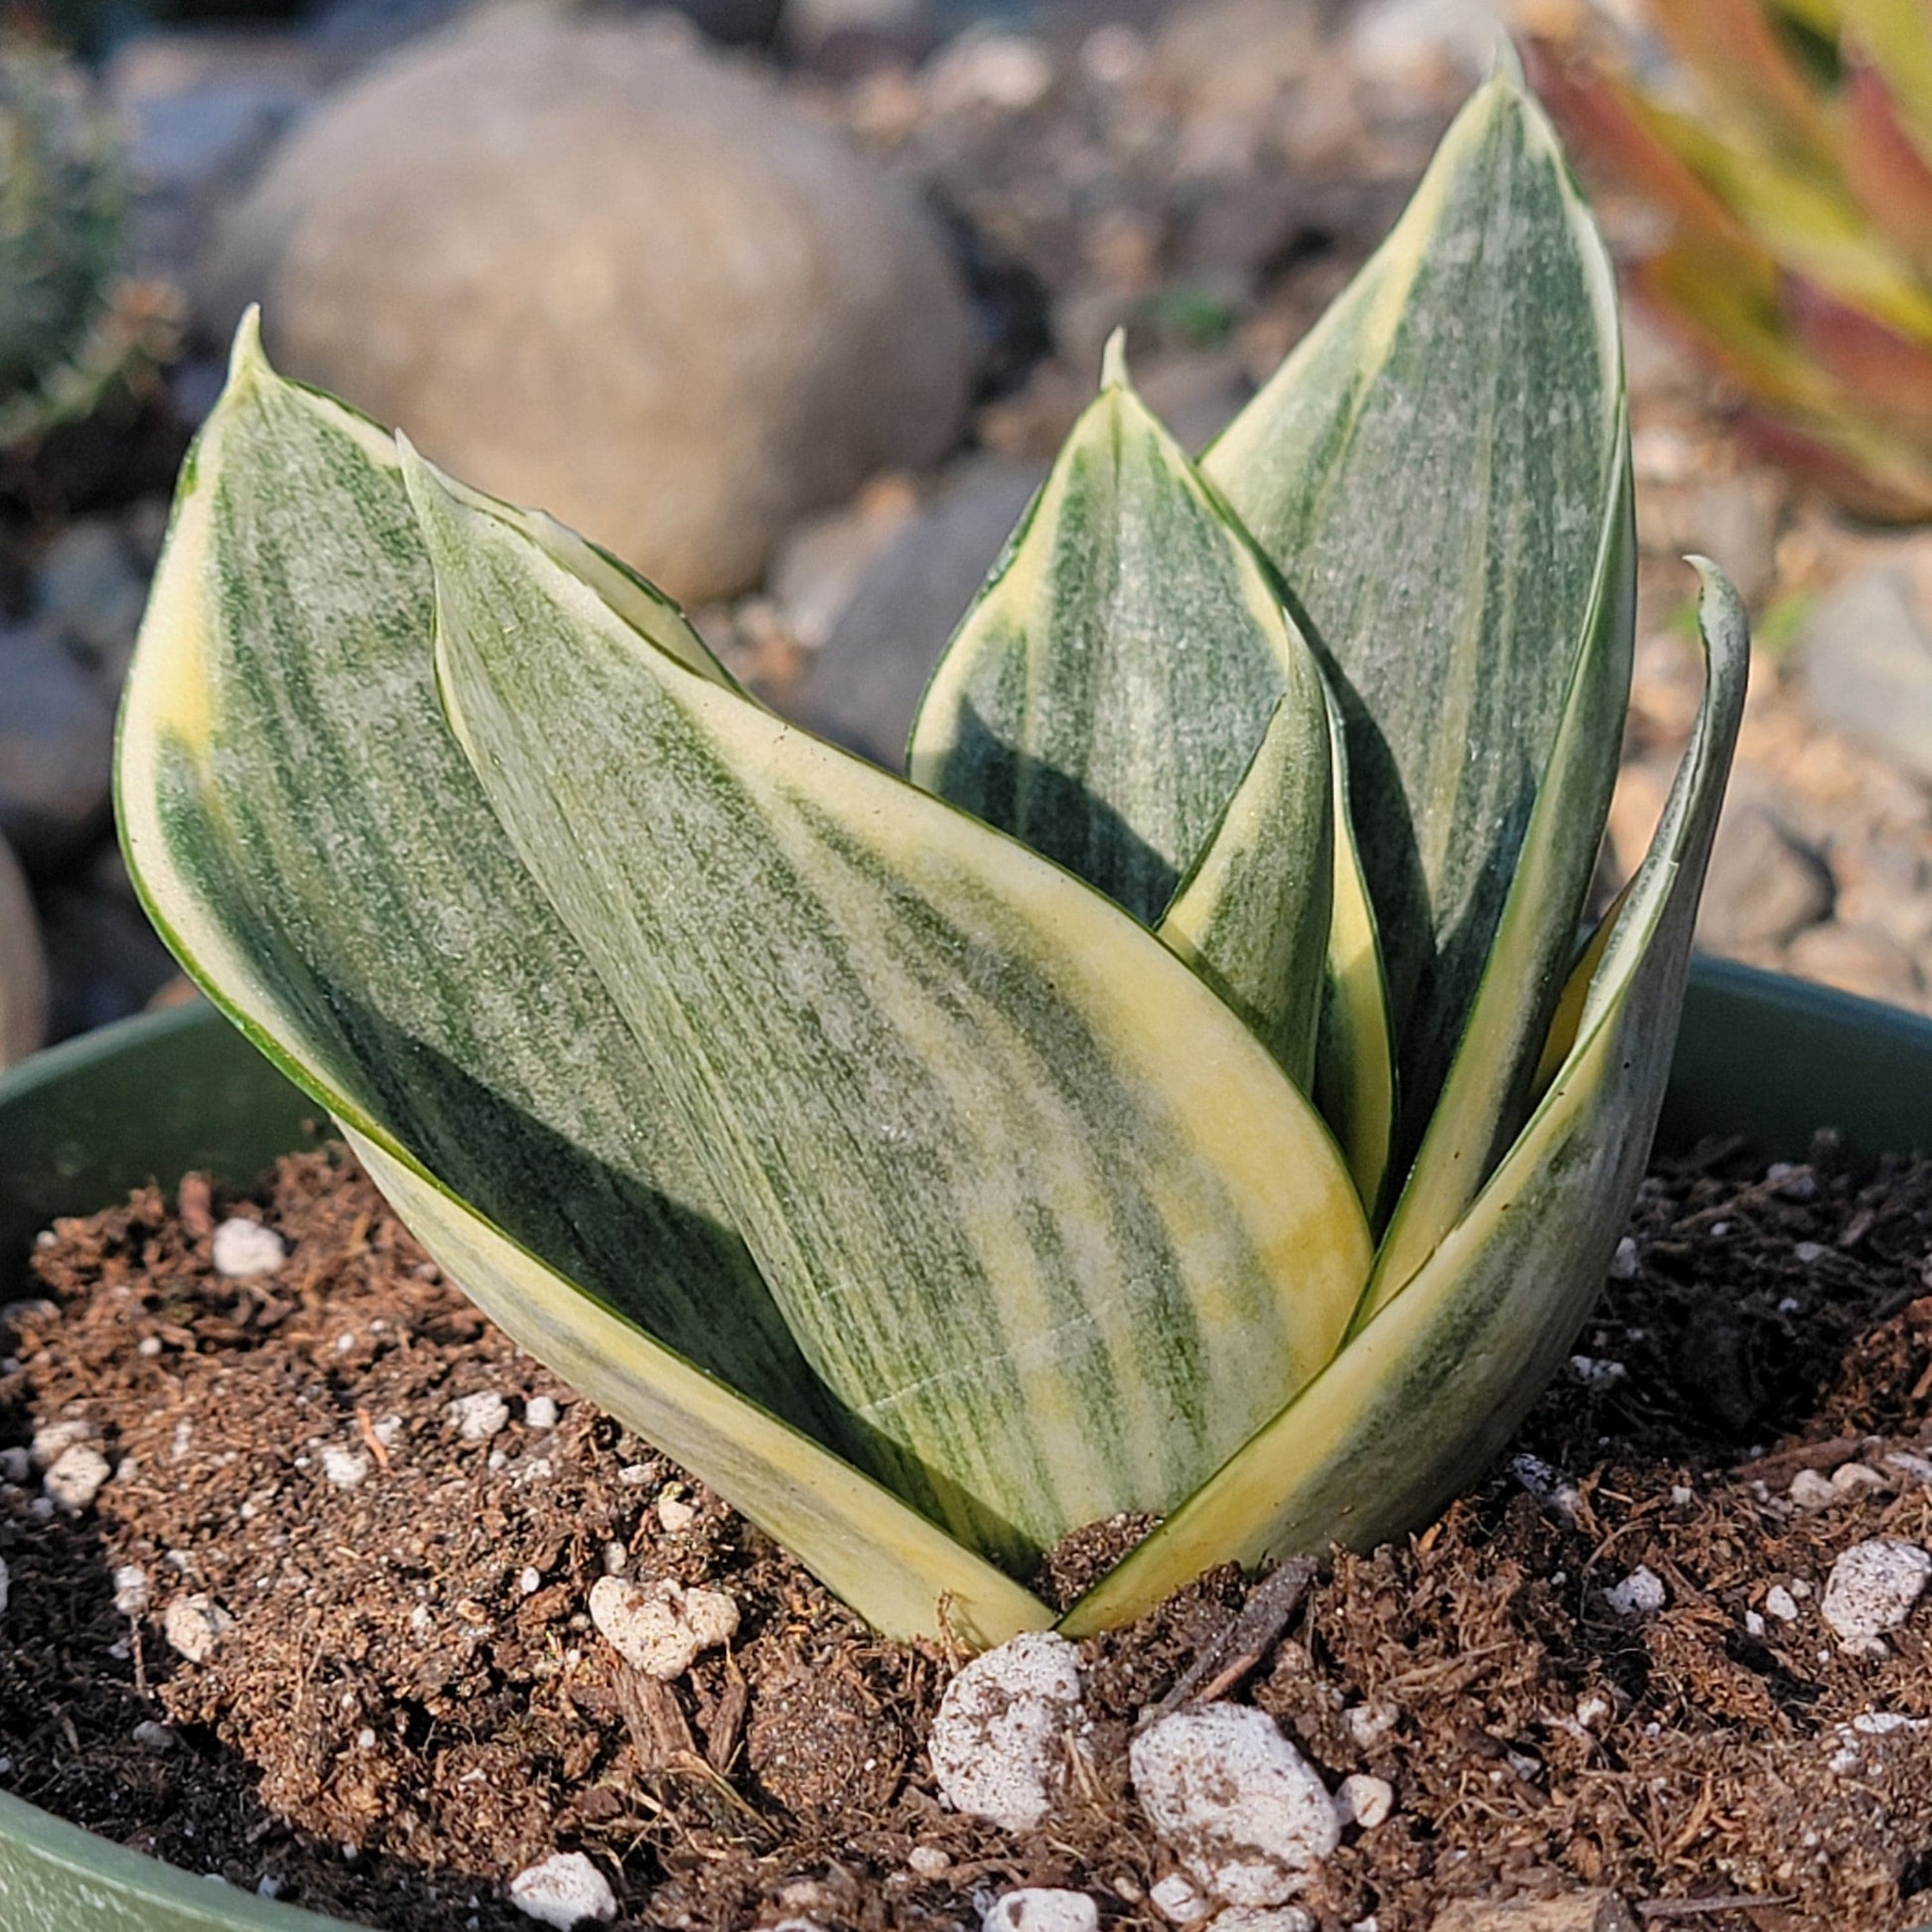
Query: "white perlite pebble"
905 1845 950 1878
30 1420 89 1468
1341 1702 1400 1750
1215 1911 1315 1932
980 1889 1098 1932
524 1395 560 1431
656 1493 698 1534
321 1446 372 1490
1832 1461 1888 1497
929 1630 1086 1833
446 1392 510 1441
1789 1468 1838 1510
588 1576 738 1679
1765 1585 1800 1621
0 1556 9 1615
507 1851 617 1928
43 1445 111 1513
132 1721 176 1753
1604 1566 1666 1617
211 1218 287 1278
164 1594 234 1664
1335 1774 1394 1830
1130 1703 1340 1907
112 1565 150 1615
1149 1872 1211 1923
1822 1539 1932 1645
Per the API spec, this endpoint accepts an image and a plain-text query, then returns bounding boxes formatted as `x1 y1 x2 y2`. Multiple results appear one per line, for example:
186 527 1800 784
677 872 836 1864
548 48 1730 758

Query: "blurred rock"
783 0 931 72
0 835 48 1068
205 11 975 605
34 518 148 684
0 626 116 874
787 459 1040 766
1154 0 1322 114
1796 566 1932 787
1135 347 1252 454
1696 800 1835 952
1349 0 1508 88
922 32 1057 117
1786 921 1924 1010
40 890 182 1041
765 474 920 651
1636 473 1781 609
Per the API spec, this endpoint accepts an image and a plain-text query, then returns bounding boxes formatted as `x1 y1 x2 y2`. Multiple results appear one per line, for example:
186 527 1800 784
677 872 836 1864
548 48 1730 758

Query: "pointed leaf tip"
1100 327 1131 392
225 305 272 390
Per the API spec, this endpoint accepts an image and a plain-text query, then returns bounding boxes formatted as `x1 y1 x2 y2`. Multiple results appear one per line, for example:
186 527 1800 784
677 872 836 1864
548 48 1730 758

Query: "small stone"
1575 1693 1612 1730
656 1492 698 1534
1696 801 1834 952
0 1556 8 1614
43 1445 111 1513
1607 1236 1639 1280
1831 1461 1888 1497
906 1845 950 1878
1765 1584 1800 1621
929 1630 1086 1833
506 1851 618 1928
1131 1703 1339 1907
1884 1450 1932 1487
132 1721 176 1752
1821 1538 1932 1645
30 1420 91 1468
1341 1702 1400 1750
446 1392 510 1441
1216 1911 1316 1932
320 1445 371 1490
1335 1774 1394 1830
1796 565 1932 787
925 33 1055 114
1568 1355 1625 1389
1430 1894 1638 1931
1150 1872 1211 1923
524 1395 560 1431
112 1565 151 1615
588 1576 736 1679
980 1889 1097 1932
0 1447 28 1483
164 1594 234 1663
1789 1468 1839 1510
1604 1566 1667 1617
211 1218 287 1278
1744 1609 1766 1637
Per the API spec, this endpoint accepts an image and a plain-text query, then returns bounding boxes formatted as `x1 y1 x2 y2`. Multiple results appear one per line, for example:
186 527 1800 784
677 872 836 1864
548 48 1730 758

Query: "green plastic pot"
1 960 1931 1929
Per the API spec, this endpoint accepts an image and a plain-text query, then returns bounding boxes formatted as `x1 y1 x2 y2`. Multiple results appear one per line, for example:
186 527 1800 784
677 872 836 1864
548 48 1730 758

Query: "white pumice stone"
524 1395 560 1431
1341 1702 1400 1749
1604 1566 1667 1616
1149 1871 1212 1922
446 1391 510 1440
321 1446 372 1490
928 1630 1086 1832
1130 1703 1340 1907
1764 1584 1800 1621
588 1577 737 1679
112 1565 150 1615
1336 1773 1395 1830
0 1556 9 1614
30 1420 90 1468
0 1447 29 1483
980 1888 1098 1932
1215 1910 1316 1932
506 1851 618 1928
1831 1461 1888 1497
164 1594 234 1663
132 1721 176 1752
656 1493 698 1533
1822 1539 1932 1644
1789 1468 1838 1510
1608 1236 1640 1280
905 1845 951 1878
43 1445 111 1513
211 1218 287 1278
1884 1450 1932 1487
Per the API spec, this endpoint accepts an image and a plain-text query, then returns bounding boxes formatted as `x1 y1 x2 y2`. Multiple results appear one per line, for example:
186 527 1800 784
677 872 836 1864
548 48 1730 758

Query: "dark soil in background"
2 1138 1931 1932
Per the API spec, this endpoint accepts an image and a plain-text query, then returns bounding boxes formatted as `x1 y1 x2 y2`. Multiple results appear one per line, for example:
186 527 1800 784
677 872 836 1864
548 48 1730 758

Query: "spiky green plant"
0 34 153 450
1534 0 1932 519
114 67 1747 1647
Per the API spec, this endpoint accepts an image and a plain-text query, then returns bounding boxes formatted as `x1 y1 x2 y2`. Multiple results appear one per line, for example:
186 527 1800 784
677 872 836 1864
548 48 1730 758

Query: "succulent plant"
0 34 159 451
1532 0 1932 519
115 66 1747 1646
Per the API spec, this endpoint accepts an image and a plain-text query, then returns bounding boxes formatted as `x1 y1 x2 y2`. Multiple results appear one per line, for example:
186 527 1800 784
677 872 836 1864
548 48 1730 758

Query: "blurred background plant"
1531 0 1932 522
0 28 172 456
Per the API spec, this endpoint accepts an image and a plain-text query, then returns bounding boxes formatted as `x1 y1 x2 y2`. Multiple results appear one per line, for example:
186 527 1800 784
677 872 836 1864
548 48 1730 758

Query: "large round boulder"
204 12 974 603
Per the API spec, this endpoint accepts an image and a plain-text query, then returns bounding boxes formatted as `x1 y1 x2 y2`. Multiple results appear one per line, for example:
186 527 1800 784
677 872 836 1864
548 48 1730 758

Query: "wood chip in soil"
2 1140 1932 1930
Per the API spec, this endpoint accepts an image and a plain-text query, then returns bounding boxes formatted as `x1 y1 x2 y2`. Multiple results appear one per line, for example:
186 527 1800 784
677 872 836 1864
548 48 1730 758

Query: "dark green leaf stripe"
414 442 1372 1567
1204 68 1627 1176
1156 688 1332 1093
1062 565 1747 1636
117 324 1056 1642
907 336 1313 927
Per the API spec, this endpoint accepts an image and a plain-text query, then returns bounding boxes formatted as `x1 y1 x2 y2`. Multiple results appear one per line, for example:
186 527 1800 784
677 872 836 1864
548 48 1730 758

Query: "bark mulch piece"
2 1137 1931 1930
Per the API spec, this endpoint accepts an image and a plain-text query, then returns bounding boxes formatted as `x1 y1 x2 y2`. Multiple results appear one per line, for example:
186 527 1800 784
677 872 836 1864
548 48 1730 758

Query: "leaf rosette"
116 66 1748 1643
